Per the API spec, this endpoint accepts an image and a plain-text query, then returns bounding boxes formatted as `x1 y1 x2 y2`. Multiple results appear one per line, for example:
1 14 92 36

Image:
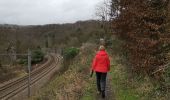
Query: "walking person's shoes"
101 90 105 98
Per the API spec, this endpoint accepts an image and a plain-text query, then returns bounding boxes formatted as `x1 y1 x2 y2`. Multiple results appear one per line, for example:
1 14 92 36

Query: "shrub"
63 47 79 60
32 50 45 64
18 49 45 65
18 58 27 65
112 0 170 76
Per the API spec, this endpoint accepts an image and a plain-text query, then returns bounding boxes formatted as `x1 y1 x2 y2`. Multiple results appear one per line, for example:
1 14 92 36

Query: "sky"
0 0 103 25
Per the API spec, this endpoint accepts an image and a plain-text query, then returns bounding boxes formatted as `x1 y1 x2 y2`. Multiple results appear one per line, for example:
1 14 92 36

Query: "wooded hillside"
0 20 103 53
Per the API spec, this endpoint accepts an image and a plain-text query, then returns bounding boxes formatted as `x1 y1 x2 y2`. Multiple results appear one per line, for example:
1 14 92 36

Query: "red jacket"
92 50 110 73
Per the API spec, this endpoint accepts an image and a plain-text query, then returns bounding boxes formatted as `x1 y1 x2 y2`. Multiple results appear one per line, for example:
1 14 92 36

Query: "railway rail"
0 53 60 100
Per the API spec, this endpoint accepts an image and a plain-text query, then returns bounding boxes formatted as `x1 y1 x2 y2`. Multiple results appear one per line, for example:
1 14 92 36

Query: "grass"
110 54 170 100
81 57 135 100
0 65 26 83
30 37 170 100
110 56 141 100
80 52 154 100
80 76 96 100
31 43 97 100
30 61 87 100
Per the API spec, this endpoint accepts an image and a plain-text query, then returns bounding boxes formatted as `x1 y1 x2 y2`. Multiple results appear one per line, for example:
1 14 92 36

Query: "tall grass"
31 43 97 100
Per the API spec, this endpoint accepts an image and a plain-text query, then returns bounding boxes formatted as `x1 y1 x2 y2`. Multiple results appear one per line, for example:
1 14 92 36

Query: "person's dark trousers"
95 72 107 93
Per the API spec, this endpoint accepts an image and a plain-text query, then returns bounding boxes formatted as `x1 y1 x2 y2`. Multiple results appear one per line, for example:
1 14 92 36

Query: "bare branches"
95 0 112 21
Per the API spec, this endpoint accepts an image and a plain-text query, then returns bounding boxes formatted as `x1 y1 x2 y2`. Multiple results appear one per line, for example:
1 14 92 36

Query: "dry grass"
0 65 26 83
31 43 97 100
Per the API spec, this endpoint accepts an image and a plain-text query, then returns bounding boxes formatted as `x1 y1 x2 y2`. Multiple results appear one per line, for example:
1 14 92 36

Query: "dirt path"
104 56 115 100
105 74 115 100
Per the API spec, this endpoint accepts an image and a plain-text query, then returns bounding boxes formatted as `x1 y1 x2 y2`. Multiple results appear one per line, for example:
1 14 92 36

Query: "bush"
18 49 45 65
32 50 45 64
18 58 28 65
112 0 170 76
63 47 79 60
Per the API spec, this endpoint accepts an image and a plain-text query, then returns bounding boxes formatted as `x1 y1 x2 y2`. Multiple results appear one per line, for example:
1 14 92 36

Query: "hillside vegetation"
0 20 103 53
0 20 105 83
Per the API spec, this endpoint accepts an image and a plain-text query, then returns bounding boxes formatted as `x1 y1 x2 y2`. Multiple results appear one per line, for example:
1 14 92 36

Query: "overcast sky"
0 0 103 25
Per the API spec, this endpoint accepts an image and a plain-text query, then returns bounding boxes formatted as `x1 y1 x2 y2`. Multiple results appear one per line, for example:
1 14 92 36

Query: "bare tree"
96 0 111 21
95 0 112 35
110 0 120 18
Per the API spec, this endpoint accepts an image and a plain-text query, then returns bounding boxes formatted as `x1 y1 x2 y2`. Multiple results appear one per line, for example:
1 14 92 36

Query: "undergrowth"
31 43 96 100
31 37 170 100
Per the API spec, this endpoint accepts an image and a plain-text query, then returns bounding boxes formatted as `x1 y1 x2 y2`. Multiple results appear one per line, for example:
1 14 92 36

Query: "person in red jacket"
91 45 110 98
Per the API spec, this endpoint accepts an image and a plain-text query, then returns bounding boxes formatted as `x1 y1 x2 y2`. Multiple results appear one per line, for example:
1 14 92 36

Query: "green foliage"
110 64 141 100
164 66 170 93
32 50 45 64
18 58 28 65
63 47 79 60
18 49 44 65
81 81 96 100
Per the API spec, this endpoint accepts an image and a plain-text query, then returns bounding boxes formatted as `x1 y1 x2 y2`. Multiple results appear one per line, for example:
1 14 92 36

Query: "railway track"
0 53 60 100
